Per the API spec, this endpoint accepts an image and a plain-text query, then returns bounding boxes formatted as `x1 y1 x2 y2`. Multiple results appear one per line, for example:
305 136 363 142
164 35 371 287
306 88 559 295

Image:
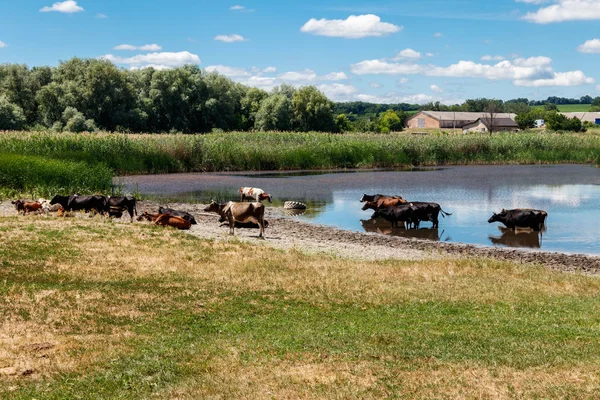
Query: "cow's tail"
440 208 452 218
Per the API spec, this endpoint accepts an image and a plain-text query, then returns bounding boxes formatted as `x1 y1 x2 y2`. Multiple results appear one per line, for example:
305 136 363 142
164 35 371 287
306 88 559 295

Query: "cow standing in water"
205 200 266 238
488 209 548 231
240 187 272 203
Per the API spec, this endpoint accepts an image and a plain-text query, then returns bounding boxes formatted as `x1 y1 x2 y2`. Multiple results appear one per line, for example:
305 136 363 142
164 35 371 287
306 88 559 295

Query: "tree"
377 109 403 133
254 94 292 131
545 113 583 132
61 107 96 132
592 97 600 107
0 95 26 130
504 101 530 115
486 100 502 134
335 114 353 133
291 86 335 132
544 103 558 111
240 87 268 130
515 112 536 130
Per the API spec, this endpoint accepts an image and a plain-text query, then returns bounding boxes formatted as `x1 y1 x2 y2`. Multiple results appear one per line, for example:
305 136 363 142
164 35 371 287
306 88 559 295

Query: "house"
405 111 517 130
560 112 600 125
462 117 519 134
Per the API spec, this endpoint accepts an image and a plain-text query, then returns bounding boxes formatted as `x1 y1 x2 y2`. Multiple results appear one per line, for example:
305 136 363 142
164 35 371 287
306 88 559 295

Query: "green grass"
533 104 592 112
3 216 600 398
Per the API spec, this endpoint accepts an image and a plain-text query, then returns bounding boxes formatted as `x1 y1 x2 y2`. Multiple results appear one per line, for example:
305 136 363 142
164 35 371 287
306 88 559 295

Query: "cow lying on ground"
372 204 417 228
50 195 106 214
137 212 192 230
361 197 407 211
360 194 403 203
105 196 137 220
488 209 547 231
240 187 272 203
38 199 62 213
12 200 43 215
205 200 265 238
158 207 197 224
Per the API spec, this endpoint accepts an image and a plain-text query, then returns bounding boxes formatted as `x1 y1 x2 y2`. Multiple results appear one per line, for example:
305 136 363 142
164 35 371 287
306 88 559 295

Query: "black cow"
488 209 547 231
360 193 403 203
372 204 417 228
50 195 106 214
409 202 452 229
105 196 137 220
158 207 197 225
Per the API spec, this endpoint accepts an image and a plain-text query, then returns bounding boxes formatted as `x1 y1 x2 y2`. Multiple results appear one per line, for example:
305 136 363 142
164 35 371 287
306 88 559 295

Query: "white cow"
239 187 272 203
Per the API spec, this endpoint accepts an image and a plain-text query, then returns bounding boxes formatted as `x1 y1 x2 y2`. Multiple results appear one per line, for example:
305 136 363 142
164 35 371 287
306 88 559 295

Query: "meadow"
1 130 600 197
533 104 593 112
2 216 600 398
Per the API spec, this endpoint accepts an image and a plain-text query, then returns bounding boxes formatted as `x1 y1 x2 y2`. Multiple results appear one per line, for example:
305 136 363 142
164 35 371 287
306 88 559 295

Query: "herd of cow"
359 193 548 232
10 186 549 241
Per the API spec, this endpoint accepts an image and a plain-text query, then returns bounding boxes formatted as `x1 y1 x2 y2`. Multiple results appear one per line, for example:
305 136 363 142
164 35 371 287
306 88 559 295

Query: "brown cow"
361 198 407 211
240 187 273 203
12 200 43 215
204 200 265 238
137 212 192 230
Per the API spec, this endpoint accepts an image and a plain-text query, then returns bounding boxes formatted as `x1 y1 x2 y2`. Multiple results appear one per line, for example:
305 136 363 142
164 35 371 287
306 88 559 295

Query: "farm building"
462 117 519 133
405 111 517 130
561 112 600 125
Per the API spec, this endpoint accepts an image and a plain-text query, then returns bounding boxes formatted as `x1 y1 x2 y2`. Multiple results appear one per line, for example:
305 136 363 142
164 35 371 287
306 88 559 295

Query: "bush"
0 95 26 130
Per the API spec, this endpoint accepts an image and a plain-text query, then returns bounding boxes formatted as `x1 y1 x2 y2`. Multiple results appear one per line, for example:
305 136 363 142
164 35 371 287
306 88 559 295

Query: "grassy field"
533 104 592 112
2 216 600 398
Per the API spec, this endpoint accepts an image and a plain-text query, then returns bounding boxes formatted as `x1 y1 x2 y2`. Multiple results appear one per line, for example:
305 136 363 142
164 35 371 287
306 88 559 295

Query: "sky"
1 0 600 104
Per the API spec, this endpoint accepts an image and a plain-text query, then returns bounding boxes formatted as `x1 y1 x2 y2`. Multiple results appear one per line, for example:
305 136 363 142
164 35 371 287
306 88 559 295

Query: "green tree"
377 109 403 133
254 94 292 131
335 114 353 132
0 95 26 130
592 97 600 107
515 112 536 129
292 86 335 132
61 106 97 132
546 112 583 132
241 88 268 130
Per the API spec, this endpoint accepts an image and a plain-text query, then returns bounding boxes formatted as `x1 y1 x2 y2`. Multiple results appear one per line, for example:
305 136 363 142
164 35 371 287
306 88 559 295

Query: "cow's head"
137 211 152 222
359 194 368 203
204 200 221 213
361 201 376 211
488 211 506 224
11 200 24 211
259 193 273 203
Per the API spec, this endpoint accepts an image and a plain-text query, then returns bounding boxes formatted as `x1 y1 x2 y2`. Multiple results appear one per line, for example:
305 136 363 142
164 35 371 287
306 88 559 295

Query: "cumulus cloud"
523 0 600 23
398 78 409 84
100 51 201 68
277 69 318 82
394 48 421 60
350 55 594 87
320 72 349 81
40 0 83 13
430 84 443 93
263 66 277 73
300 14 402 39
230 5 245 10
214 34 248 43
205 65 251 77
481 55 505 61
114 44 162 51
0 41 6 48
577 39 600 53
317 84 358 101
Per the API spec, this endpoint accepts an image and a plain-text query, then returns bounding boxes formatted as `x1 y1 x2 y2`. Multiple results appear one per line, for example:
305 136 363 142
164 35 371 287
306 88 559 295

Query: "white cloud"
114 44 162 51
0 41 6 48
523 0 600 23
101 51 201 67
300 14 402 39
356 93 436 105
214 34 248 43
263 66 277 73
398 78 409 84
434 32 442 37
321 72 349 81
370 82 382 88
317 84 358 101
430 84 444 93
394 48 421 60
205 65 251 77
516 0 549 3
230 5 245 10
514 71 595 87
96 13 108 19
426 52 435 57
577 39 600 54
277 69 318 82
481 55 505 61
130 64 172 71
40 0 83 13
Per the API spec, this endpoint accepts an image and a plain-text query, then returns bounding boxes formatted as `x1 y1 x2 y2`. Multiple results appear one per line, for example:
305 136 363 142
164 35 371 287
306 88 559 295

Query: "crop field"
1 216 600 398
533 104 592 112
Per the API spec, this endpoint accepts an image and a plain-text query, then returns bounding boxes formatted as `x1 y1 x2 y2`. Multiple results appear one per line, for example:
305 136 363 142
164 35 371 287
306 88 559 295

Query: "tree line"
1 57 599 133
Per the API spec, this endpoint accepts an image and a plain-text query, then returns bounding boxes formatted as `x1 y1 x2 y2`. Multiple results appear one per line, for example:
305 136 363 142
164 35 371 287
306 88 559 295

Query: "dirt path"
2 200 600 274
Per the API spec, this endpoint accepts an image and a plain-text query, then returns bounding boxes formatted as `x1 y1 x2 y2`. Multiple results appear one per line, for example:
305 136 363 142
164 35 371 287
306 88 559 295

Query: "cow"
158 207 197 225
205 200 265 238
409 202 452 229
240 187 273 203
105 196 137 220
137 212 192 230
361 197 408 211
50 195 106 214
12 200 43 215
488 209 548 231
38 199 62 213
360 194 403 203
372 204 417 228
205 202 269 229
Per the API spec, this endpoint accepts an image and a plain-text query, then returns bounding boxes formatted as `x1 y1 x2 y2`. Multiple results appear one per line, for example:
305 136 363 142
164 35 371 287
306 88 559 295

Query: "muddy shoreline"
3 199 599 275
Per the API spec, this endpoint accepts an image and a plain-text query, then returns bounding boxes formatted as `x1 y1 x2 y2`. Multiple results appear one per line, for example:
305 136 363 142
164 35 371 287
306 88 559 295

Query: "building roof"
561 112 600 123
409 111 517 122
464 117 519 129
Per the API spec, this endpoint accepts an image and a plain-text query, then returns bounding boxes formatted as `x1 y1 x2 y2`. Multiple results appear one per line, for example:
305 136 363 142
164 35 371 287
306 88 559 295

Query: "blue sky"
1 0 600 104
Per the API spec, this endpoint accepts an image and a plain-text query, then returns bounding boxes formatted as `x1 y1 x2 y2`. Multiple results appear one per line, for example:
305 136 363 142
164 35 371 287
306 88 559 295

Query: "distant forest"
1 57 599 133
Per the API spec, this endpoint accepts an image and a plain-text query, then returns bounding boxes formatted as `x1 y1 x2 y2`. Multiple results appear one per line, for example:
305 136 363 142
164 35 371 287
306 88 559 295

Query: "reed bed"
0 131 599 195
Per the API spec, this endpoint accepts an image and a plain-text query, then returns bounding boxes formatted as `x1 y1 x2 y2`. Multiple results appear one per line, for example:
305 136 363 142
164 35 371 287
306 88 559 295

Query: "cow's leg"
258 209 265 238
227 215 235 235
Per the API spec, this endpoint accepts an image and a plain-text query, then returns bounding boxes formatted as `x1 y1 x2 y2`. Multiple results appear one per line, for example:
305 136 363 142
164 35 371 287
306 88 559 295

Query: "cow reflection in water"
489 226 542 249
360 218 442 241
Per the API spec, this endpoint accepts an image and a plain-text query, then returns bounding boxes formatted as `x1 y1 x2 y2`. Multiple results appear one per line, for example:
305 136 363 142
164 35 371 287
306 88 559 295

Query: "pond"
118 165 600 255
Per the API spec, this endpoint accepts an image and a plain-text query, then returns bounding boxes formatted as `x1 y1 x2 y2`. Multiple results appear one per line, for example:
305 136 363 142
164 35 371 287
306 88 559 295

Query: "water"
119 165 600 255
